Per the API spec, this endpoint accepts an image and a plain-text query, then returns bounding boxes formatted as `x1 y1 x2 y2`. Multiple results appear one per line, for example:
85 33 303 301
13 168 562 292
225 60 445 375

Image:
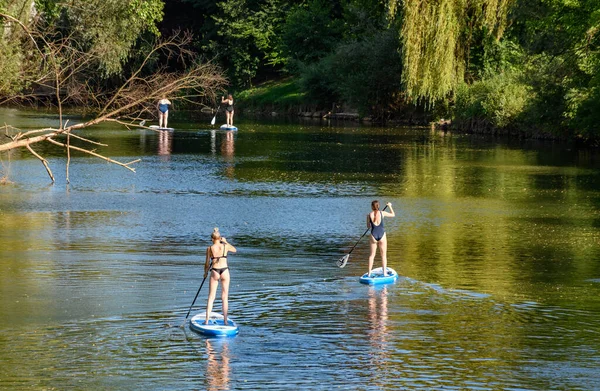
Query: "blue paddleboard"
220 124 238 131
149 125 174 131
359 267 398 285
189 312 239 337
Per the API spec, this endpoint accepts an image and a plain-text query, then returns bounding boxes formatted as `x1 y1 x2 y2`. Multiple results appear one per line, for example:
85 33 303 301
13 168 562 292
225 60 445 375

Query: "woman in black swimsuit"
204 227 237 325
221 94 234 127
366 200 395 277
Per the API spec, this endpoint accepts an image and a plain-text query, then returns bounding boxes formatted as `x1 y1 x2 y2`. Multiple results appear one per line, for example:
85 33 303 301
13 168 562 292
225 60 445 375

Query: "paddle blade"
139 120 146 126
337 254 350 268
210 115 216 125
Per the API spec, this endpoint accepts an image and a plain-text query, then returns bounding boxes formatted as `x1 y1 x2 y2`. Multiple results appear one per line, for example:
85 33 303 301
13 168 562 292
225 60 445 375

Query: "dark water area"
1 108 600 390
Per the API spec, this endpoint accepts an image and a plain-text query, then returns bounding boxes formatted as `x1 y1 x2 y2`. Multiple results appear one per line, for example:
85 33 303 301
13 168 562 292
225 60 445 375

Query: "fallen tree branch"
26 144 55 182
46 138 140 172
0 13 227 183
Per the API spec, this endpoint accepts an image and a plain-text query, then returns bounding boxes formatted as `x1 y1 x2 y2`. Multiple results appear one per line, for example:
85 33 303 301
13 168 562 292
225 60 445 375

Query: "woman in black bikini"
204 227 237 325
367 200 395 277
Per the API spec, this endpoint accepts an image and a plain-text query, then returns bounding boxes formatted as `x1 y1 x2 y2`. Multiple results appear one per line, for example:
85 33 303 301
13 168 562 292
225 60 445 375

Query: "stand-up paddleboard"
189 312 239 337
149 125 175 131
359 267 398 285
220 124 238 131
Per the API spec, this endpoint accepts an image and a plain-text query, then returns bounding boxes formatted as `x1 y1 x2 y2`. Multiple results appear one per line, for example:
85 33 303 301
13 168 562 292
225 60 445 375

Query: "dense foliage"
0 0 163 96
299 30 404 120
1 0 599 138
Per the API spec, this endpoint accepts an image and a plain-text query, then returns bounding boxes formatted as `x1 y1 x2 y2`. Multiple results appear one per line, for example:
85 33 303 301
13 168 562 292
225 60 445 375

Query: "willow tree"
389 0 513 103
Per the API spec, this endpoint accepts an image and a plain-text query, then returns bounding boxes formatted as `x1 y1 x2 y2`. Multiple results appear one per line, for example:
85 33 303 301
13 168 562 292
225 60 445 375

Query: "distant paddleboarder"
204 228 237 326
221 94 234 127
157 98 172 129
366 201 395 277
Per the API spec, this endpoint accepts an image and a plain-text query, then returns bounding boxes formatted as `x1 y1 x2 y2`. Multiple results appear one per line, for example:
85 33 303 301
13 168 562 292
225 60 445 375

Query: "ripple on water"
2 263 599 390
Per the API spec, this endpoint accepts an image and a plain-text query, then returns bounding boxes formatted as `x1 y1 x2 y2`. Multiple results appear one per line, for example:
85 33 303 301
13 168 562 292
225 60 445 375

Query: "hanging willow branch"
0 12 227 183
389 0 513 104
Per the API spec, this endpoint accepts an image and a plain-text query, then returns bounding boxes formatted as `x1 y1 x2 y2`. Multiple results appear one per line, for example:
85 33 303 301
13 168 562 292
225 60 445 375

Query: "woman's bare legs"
221 270 230 325
205 272 219 324
158 111 169 128
378 233 388 275
368 236 377 277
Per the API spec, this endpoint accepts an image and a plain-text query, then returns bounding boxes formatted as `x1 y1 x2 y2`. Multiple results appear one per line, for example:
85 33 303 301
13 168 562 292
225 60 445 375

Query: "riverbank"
235 78 367 122
236 77 432 125
2 84 597 146
236 77 599 145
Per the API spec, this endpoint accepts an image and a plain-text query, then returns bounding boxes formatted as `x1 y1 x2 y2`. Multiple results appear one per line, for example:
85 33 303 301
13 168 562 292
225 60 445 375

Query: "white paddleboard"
189 312 239 337
220 124 238 131
149 125 174 131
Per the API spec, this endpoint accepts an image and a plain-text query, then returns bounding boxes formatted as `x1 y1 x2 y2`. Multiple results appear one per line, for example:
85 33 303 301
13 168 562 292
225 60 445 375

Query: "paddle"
181 261 212 327
337 204 389 268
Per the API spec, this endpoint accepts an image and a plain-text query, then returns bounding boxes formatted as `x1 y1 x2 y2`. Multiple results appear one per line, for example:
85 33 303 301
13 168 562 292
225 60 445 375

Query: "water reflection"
211 130 235 178
204 338 231 391
158 130 172 158
221 131 235 158
210 129 216 155
367 286 390 370
223 131 235 178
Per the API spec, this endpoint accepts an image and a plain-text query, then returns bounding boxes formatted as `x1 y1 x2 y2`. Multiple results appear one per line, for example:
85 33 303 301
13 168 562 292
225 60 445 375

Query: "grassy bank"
236 77 598 145
237 78 307 113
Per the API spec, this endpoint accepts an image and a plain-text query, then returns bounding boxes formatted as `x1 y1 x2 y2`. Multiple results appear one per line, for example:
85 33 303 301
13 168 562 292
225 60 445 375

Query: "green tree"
281 0 343 67
1 0 165 101
52 0 164 76
330 29 404 119
212 0 292 87
388 0 513 104
453 71 533 131
507 0 600 136
341 0 389 40
299 29 404 120
297 57 339 108
0 0 37 95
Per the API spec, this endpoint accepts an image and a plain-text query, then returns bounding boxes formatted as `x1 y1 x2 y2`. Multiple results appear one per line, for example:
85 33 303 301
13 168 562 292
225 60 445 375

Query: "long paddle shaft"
337 204 389 268
182 263 212 326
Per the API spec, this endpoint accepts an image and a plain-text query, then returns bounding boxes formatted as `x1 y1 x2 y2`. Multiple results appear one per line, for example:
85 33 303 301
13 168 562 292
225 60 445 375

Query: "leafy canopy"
388 0 512 104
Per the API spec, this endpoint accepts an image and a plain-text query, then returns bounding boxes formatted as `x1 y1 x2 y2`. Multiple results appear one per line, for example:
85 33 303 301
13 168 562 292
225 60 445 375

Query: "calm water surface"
1 108 600 390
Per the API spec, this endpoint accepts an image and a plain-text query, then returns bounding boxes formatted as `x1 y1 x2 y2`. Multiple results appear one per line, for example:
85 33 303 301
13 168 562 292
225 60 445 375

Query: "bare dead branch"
26 144 55 182
66 130 71 183
46 138 140 172
66 132 108 147
0 13 47 61
0 131 62 152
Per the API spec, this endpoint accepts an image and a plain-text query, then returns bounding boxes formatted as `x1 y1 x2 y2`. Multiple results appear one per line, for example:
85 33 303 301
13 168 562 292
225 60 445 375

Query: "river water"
1 108 599 390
